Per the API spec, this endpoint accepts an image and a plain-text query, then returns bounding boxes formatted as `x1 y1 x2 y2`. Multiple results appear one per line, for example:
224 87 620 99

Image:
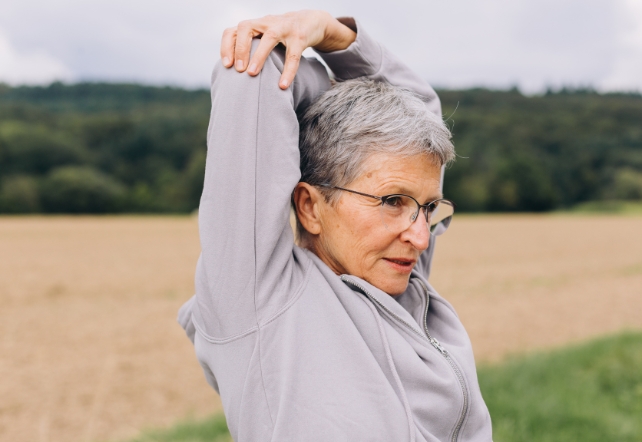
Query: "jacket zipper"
341 276 469 442
417 280 469 442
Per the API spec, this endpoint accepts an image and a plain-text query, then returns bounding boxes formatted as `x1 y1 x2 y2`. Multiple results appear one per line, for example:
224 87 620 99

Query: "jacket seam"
192 317 258 344
189 256 312 344
254 67 276 430
259 257 313 329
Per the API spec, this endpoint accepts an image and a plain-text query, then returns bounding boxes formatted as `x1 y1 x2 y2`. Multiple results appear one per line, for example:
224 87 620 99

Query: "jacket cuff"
315 20 383 80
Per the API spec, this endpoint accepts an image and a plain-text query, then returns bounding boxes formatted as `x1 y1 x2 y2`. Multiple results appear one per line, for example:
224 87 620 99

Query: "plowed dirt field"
1 215 641 442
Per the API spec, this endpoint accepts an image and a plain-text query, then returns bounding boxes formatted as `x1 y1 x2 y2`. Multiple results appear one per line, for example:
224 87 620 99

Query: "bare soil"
1 215 641 442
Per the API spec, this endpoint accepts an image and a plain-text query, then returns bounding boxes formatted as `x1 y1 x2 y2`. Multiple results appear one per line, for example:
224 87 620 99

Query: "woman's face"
315 152 443 295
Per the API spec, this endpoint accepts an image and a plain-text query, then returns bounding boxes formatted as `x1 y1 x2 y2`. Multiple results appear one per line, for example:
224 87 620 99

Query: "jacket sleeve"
192 42 331 339
316 22 444 280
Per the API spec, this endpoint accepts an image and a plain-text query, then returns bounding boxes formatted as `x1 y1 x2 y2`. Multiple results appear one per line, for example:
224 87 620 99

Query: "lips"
383 257 416 273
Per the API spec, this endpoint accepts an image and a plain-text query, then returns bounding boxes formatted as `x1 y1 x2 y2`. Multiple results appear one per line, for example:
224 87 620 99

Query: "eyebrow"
388 185 442 204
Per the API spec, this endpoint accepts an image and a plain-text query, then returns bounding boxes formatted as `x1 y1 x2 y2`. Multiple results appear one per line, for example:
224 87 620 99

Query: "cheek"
344 212 396 266
323 203 398 274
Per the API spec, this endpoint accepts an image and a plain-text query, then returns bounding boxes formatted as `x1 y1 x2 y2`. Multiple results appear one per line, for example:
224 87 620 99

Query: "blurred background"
1 1 641 441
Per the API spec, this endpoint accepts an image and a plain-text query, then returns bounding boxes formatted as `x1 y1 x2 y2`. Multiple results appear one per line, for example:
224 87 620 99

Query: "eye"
382 196 404 207
424 201 438 214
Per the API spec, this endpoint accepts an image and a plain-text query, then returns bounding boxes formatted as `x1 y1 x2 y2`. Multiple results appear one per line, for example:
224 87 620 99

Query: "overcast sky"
1 0 641 93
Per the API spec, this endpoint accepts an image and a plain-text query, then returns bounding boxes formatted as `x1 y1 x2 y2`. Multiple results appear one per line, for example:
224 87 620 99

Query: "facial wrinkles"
313 152 442 294
362 155 440 237
371 168 442 205
322 193 383 274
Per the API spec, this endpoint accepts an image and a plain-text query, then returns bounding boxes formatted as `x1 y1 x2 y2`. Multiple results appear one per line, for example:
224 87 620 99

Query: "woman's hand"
220 11 356 90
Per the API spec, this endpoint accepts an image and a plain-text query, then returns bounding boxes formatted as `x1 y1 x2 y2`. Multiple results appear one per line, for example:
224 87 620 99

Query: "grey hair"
296 78 455 241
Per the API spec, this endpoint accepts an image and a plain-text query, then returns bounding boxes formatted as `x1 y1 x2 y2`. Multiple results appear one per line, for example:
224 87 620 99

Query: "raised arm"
193 14 355 339
193 49 326 339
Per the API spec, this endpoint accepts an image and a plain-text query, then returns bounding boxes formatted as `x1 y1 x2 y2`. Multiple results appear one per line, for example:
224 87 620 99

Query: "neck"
308 235 345 276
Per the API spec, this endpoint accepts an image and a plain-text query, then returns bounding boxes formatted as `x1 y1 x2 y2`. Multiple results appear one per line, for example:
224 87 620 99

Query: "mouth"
383 258 416 273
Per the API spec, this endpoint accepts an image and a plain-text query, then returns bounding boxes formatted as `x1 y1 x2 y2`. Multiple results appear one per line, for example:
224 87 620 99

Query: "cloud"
0 0 641 92
0 29 73 85
598 0 642 91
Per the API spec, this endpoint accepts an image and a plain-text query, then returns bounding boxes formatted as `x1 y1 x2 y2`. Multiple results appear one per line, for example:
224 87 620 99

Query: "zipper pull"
430 338 449 356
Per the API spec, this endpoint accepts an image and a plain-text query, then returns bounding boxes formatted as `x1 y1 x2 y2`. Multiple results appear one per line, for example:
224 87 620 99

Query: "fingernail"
236 59 244 71
222 57 230 67
248 63 257 74
280 79 289 88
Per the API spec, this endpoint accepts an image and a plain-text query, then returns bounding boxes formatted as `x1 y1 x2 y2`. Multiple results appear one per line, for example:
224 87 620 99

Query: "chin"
387 284 409 296
372 276 410 296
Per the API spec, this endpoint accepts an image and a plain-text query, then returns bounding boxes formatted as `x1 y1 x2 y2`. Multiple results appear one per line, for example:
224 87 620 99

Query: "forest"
0 82 641 213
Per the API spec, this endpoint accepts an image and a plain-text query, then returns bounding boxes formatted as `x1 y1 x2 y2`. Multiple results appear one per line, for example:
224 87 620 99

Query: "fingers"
233 20 259 72
220 27 237 68
246 31 279 76
279 45 303 90
219 22 279 77
219 12 315 88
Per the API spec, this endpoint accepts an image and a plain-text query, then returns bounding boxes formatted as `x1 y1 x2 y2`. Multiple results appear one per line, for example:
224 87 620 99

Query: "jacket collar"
340 273 428 338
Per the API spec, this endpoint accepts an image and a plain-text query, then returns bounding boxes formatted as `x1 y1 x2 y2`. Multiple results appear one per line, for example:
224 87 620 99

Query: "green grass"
122 414 232 442
479 332 642 442
121 332 642 442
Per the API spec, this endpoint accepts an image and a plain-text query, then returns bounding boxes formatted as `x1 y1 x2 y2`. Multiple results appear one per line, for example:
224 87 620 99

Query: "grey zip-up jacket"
178 23 492 442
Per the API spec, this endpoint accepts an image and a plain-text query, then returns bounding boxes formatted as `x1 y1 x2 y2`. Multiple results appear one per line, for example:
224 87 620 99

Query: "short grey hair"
296 78 455 240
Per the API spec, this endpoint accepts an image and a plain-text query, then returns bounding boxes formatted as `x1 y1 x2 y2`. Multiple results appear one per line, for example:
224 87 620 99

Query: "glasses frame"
318 184 456 233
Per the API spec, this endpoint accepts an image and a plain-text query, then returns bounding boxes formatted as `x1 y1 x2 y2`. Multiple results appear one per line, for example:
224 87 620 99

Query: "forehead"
352 152 443 198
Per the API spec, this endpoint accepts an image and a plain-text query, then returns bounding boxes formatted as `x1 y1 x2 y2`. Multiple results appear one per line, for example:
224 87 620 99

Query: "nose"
399 210 430 251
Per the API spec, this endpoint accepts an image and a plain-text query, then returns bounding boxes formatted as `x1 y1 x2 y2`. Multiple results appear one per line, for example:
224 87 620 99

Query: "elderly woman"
178 10 492 442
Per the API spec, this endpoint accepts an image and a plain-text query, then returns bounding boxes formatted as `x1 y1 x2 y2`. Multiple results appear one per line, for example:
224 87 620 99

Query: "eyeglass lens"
379 196 454 236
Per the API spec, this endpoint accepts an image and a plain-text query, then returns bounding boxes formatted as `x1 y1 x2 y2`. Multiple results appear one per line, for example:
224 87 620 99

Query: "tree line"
0 82 640 214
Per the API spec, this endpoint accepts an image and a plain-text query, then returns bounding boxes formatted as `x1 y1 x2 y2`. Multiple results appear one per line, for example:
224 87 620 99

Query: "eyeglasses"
318 184 455 236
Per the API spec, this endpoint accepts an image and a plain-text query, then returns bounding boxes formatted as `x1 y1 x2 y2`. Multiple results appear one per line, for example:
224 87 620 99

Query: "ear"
293 183 323 236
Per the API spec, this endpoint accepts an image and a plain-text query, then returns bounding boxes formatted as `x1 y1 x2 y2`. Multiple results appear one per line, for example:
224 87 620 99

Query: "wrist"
313 15 356 53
